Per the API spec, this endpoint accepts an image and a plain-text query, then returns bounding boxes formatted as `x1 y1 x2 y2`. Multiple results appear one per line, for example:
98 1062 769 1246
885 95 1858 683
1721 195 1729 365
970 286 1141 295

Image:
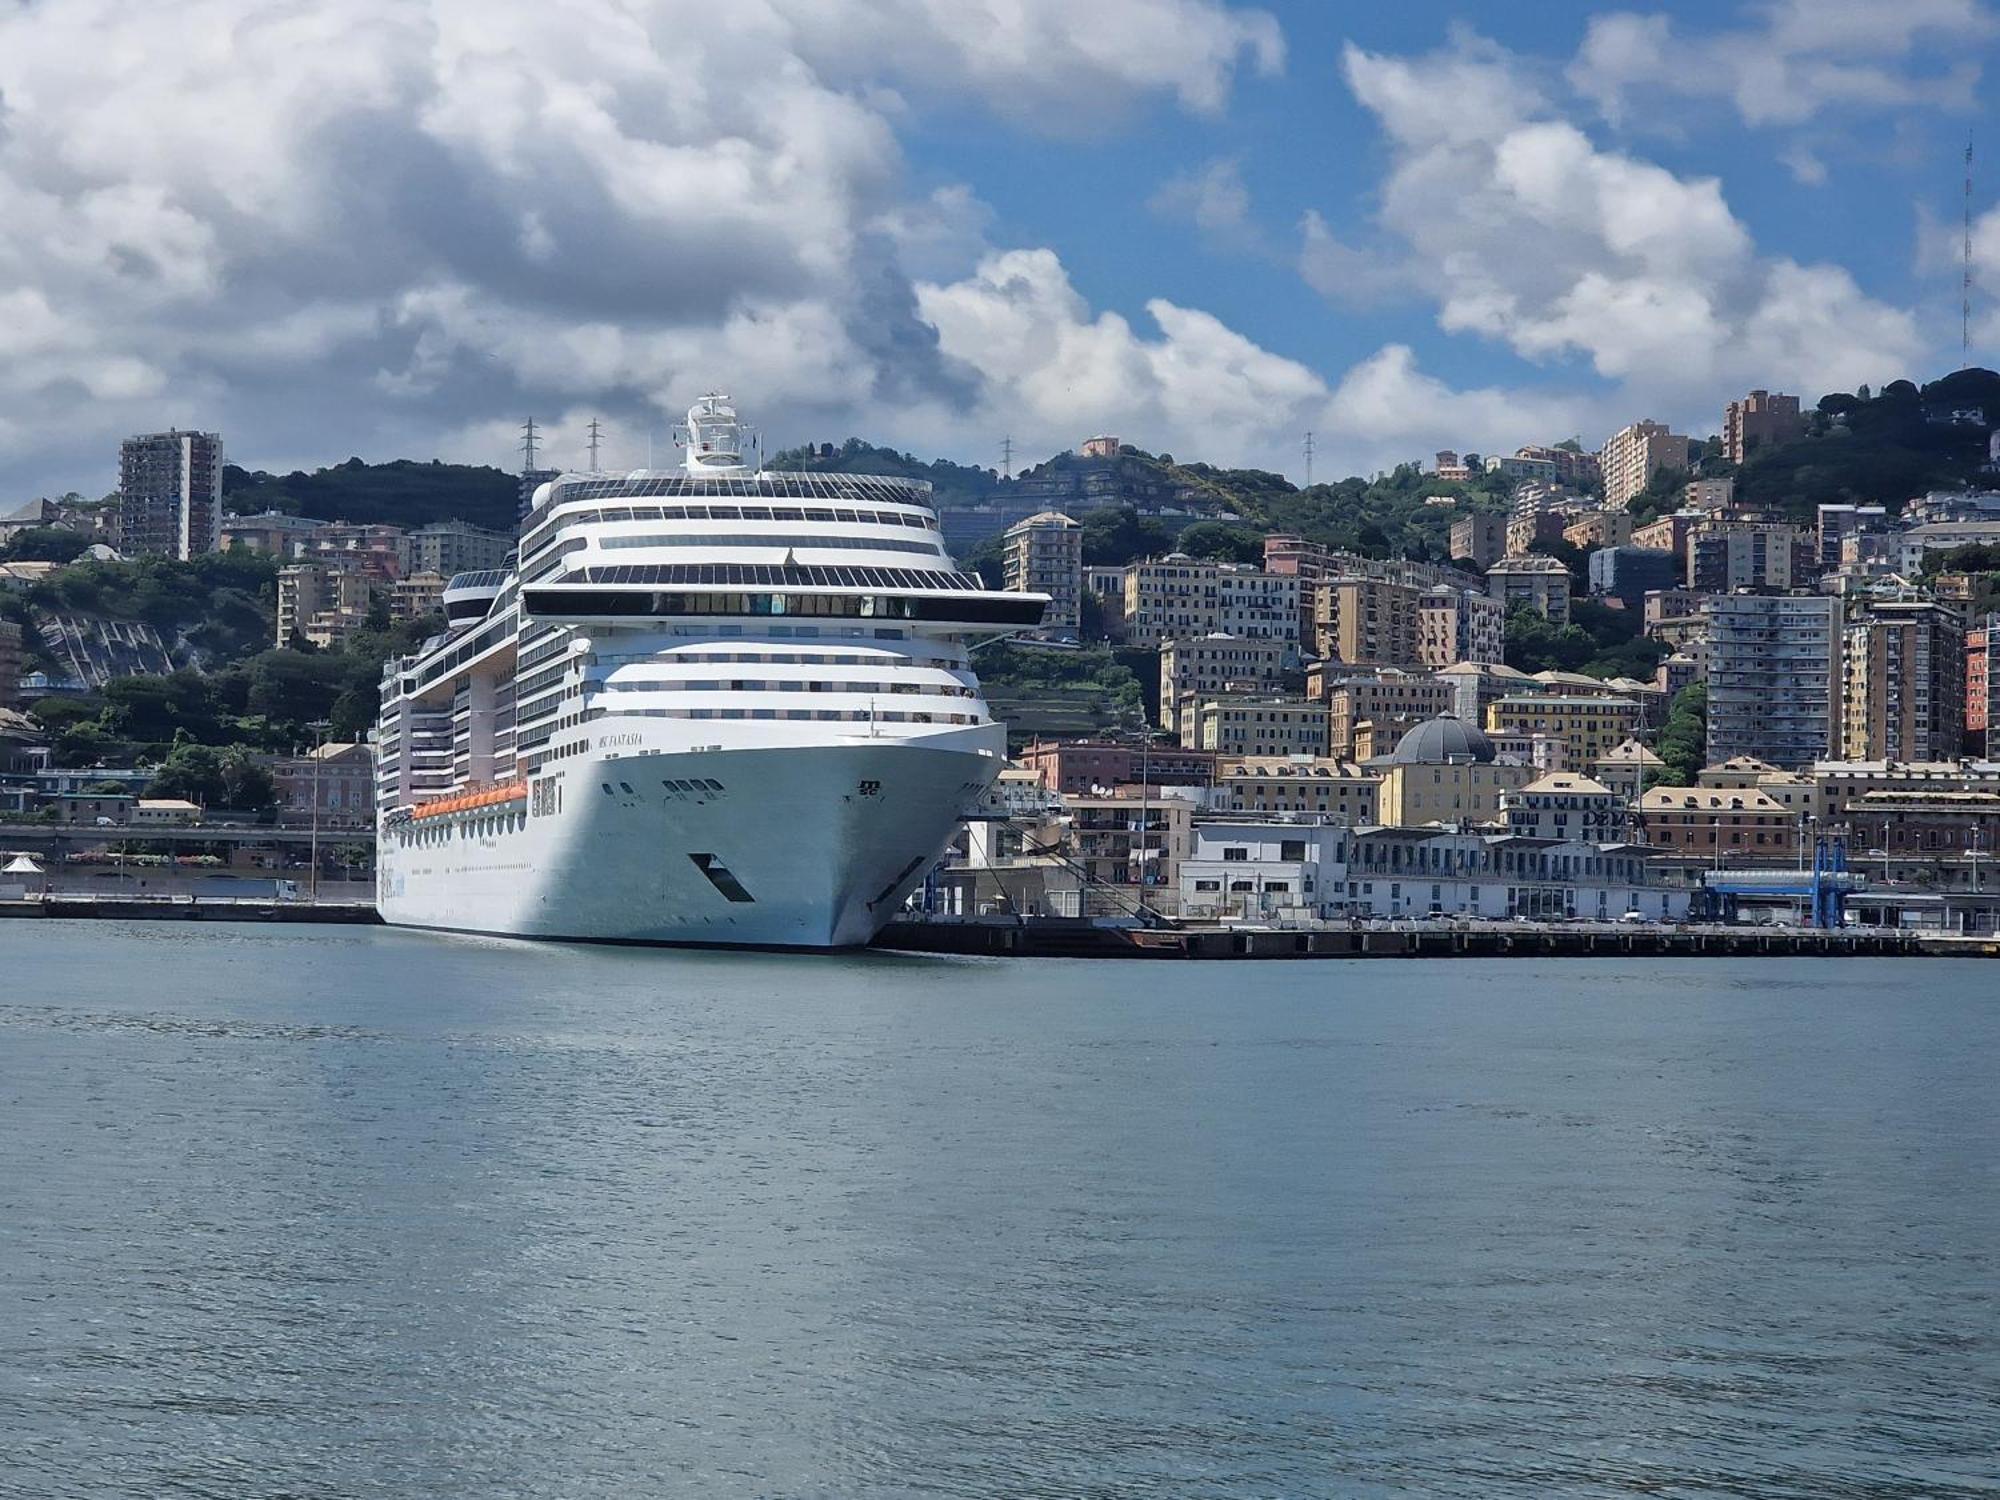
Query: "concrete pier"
873 916 1931 960
0 897 380 925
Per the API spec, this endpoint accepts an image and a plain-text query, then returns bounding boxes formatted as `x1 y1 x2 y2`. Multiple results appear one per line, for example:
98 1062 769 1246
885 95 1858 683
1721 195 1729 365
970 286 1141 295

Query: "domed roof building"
1388 714 1496 765
1376 714 1529 828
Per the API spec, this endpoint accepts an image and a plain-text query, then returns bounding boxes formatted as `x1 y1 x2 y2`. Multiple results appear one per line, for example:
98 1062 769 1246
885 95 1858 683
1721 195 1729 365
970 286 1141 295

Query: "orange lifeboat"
409 780 529 822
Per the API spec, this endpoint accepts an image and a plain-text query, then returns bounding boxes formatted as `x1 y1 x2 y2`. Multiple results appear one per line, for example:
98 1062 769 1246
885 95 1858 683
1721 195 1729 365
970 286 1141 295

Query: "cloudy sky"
2 0 1997 497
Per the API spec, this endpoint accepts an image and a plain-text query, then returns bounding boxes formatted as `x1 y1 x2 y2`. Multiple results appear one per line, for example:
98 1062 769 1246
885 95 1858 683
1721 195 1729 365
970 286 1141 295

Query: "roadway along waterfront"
1 923 1995 1497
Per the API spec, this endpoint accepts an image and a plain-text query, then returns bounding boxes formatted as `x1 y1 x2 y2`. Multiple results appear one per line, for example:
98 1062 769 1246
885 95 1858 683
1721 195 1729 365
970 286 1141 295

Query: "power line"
1303 430 1315 488
586 418 603 473
1000 434 1014 480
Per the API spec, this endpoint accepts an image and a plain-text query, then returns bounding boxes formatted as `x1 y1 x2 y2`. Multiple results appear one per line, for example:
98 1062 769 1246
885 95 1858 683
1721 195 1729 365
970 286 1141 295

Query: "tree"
145 743 227 807
0 527 91 564
219 748 278 814
143 742 276 812
1173 520 1264 564
1654 683 1708 786
1077 506 1174 566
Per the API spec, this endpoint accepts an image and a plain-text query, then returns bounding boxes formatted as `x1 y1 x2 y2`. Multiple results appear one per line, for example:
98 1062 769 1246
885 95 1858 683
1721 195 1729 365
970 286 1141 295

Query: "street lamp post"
307 719 331 904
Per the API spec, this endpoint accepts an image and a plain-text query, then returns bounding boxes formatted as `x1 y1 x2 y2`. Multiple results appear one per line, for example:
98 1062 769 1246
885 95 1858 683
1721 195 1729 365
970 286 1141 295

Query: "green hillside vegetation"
29 615 441 769
21 551 280 667
0 527 95 565
1503 599 1666 681
769 439 1003 505
1696 370 1998 523
1652 684 1709 786
783 435 1511 567
224 457 520 532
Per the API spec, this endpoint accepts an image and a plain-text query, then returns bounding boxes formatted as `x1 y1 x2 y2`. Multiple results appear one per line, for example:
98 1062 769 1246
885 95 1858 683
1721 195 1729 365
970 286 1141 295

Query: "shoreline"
3 896 1994 958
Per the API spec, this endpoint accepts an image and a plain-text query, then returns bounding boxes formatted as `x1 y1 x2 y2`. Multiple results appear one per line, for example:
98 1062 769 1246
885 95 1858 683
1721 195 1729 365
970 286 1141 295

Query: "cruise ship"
372 396 1044 947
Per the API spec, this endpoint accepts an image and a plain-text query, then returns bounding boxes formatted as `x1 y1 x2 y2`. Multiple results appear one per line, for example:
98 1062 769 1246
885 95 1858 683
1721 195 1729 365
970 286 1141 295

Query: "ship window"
601 783 613 795
619 782 635 794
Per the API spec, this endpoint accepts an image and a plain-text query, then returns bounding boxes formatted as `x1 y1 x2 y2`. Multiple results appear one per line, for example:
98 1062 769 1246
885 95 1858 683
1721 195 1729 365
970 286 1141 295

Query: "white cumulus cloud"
1339 34 1924 410
0 0 1282 492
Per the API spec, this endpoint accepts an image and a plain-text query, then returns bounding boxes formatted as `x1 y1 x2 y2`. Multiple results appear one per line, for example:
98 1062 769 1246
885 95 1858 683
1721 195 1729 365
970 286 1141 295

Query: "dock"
872 915 1936 959
0 900 1983 956
0 896 380 925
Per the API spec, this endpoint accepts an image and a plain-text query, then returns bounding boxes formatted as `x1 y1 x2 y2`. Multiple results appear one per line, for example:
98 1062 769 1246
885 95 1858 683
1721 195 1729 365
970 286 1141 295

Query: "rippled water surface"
2 923 1997 1498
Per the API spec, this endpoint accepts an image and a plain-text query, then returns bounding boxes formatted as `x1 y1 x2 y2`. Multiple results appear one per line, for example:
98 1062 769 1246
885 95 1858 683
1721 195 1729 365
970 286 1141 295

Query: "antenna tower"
519 417 540 475
1001 435 1014 480
587 418 603 473
1303 430 1315 487
1965 135 1976 357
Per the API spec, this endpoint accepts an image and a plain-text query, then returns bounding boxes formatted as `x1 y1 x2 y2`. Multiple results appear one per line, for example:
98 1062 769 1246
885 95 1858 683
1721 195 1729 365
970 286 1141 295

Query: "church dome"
1389 714 1496 764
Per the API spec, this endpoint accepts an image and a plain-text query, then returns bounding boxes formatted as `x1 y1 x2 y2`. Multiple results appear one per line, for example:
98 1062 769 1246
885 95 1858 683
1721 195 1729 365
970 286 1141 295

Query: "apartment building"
1599 420 1692 509
1314 668 1456 760
1563 510 1633 550
1638 786 1797 861
1722 389 1803 463
1839 598 1966 763
1159 634 1289 733
1449 513 1505 569
1588 546 1679 608
1682 478 1737 513
1702 592 1841 769
1192 698 1330 758
1484 695 1642 768
1017 740 1216 795
1210 757 1381 821
1688 523 1808 592
1816 504 1889 571
1501 773 1629 842
1123 556 1300 650
1317 575 1424 665
408 520 515 581
1485 555 1572 625
1631 511 1700 566
277 560 377 649
220 512 328 556
1513 444 1601 488
1969 616 2000 757
1506 510 1570 557
392 570 448 622
118 429 223 560
1417 586 1505 667
1002 510 1084 635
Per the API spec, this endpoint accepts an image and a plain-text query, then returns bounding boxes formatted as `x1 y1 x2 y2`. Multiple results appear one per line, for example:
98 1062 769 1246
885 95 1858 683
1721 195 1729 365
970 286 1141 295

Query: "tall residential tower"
118 429 223 560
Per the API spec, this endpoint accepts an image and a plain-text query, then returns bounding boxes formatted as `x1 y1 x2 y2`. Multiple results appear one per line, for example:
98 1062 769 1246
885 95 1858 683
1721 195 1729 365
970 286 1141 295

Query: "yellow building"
1193 698 1329 758
1485 695 1641 768
1374 716 1532 827
1212 757 1380 821
1316 575 1424 665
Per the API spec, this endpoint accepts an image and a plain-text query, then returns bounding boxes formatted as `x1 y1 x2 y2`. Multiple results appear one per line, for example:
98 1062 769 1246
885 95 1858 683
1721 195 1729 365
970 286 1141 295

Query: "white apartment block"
1002 510 1084 635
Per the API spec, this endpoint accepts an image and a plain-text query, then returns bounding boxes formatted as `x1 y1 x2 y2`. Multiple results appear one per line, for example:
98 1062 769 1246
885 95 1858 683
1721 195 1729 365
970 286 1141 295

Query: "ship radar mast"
675 393 760 476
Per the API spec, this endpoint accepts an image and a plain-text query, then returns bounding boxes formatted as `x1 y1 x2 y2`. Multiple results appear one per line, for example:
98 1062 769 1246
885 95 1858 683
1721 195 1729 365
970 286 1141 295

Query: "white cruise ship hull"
377 730 998 949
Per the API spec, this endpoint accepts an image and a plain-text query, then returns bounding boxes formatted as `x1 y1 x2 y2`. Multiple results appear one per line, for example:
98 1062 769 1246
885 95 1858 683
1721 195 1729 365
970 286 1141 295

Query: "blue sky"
0 0 1995 494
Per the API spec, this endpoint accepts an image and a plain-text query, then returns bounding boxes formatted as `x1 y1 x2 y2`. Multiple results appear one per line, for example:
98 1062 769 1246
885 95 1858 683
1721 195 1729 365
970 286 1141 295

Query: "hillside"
785 434 1512 568
1672 368 2000 524
224 458 520 533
